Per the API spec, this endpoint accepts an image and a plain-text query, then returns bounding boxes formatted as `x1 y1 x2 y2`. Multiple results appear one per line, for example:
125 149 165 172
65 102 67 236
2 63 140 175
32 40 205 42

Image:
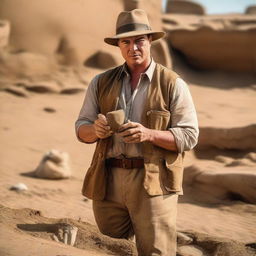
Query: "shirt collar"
118 59 156 82
145 59 156 82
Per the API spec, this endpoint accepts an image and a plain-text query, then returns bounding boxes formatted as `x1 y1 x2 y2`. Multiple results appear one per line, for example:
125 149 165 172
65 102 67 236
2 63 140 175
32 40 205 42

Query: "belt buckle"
121 158 128 169
120 155 128 169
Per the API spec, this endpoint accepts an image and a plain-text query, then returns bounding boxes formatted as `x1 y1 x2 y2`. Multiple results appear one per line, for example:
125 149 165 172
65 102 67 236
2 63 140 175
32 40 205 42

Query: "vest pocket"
146 110 171 130
82 157 107 200
161 153 183 192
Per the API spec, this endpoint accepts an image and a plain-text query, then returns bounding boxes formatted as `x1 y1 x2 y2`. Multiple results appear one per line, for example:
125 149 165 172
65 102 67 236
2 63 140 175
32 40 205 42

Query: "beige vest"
82 63 184 200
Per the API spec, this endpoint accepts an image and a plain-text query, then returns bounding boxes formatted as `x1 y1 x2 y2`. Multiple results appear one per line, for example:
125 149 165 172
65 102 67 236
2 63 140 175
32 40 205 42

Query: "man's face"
118 34 152 69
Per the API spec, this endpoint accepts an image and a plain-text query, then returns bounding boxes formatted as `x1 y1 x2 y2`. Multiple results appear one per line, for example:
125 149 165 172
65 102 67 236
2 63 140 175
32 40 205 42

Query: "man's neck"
126 58 152 91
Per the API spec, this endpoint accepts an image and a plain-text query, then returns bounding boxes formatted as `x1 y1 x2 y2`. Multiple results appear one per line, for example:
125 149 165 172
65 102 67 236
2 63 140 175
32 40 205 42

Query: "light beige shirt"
76 60 199 156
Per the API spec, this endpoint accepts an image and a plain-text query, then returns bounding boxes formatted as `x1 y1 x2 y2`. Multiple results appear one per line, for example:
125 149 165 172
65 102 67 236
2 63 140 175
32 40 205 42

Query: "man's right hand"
93 114 113 139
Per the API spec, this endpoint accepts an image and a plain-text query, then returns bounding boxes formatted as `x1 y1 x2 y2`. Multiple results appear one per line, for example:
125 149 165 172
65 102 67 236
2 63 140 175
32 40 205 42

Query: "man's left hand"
118 121 152 143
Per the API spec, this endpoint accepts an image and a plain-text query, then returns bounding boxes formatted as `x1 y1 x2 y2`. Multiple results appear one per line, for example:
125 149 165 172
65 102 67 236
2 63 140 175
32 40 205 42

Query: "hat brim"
104 30 166 46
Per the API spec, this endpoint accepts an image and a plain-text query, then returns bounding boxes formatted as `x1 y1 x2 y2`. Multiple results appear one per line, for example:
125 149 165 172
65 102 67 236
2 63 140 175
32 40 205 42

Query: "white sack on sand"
33 149 71 179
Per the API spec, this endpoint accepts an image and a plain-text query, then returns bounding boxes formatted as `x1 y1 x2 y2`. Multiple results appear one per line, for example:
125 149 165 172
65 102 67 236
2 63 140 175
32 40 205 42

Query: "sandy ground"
0 65 255 256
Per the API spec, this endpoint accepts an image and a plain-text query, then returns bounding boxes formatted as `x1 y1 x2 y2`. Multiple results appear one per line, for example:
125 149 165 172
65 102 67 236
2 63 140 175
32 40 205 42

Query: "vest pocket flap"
162 153 183 192
144 159 160 173
82 155 107 200
146 110 171 130
165 153 183 167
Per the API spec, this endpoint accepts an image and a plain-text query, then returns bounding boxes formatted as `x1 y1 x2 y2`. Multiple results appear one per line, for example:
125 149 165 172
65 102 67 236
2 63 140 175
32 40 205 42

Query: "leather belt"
106 157 144 169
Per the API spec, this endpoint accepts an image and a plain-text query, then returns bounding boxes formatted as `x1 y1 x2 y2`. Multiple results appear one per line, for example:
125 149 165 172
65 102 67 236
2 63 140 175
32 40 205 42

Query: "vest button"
98 152 103 158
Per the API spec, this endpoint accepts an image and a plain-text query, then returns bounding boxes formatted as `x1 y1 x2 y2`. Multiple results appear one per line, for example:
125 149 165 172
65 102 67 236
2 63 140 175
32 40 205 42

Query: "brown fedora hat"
104 9 165 46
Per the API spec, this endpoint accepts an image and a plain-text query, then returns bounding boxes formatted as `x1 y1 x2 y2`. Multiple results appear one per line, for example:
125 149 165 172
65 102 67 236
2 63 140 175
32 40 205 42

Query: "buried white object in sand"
51 224 78 246
10 182 28 191
33 149 71 179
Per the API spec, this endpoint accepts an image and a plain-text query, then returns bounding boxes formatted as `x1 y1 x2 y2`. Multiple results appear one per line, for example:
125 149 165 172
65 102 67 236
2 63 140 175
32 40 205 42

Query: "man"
75 9 198 256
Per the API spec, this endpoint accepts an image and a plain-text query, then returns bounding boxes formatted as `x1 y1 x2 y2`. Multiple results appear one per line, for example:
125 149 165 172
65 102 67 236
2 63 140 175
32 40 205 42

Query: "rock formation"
0 0 124 66
183 164 256 204
0 51 58 79
198 124 256 150
164 14 256 72
166 0 205 15
84 50 120 69
245 6 256 14
0 0 171 69
151 39 172 69
0 21 87 96
215 153 256 167
177 231 255 256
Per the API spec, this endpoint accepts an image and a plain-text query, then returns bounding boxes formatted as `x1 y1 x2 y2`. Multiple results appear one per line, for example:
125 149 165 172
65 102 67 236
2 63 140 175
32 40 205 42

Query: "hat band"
116 23 151 35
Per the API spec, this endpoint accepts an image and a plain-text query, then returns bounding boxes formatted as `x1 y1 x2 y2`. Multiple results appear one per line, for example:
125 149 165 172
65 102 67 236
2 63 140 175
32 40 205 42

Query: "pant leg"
124 168 178 256
92 167 134 239
93 199 133 239
129 193 178 256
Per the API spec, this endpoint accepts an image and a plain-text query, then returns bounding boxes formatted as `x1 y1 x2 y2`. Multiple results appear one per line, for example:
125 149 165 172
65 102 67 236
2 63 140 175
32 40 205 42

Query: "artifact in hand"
106 109 125 132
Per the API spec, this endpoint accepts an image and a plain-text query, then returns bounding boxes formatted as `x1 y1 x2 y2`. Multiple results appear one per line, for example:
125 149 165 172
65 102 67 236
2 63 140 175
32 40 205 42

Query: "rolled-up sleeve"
169 78 199 152
75 75 100 141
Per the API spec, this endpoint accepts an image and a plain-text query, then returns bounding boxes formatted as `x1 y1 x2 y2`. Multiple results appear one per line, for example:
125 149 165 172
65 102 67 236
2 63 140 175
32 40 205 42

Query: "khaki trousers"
93 167 178 256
